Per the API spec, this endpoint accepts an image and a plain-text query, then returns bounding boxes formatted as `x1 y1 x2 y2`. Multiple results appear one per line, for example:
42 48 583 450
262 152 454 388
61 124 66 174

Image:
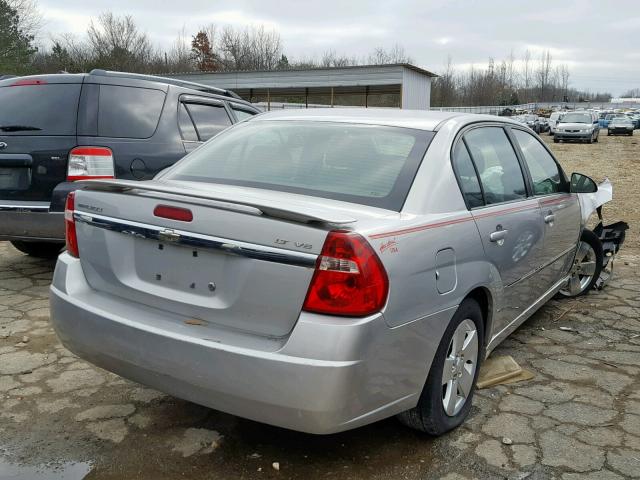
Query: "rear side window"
464 127 527 205
98 85 165 138
452 141 483 208
184 103 232 141
513 129 565 195
0 84 81 136
168 121 433 211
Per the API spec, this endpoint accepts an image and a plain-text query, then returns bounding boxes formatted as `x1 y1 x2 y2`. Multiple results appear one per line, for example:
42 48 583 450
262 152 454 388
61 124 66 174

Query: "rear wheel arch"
464 286 492 349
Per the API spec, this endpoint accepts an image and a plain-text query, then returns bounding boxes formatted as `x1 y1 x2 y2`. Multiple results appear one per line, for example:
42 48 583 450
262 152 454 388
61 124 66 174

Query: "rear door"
0 78 82 202
461 126 546 330
510 128 581 289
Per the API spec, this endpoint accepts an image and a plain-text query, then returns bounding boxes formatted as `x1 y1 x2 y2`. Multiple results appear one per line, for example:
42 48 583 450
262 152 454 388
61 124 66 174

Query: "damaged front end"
578 178 629 291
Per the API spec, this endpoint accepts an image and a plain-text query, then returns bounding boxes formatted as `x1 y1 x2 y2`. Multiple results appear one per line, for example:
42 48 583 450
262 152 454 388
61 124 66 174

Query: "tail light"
303 231 389 317
67 147 115 181
64 192 79 258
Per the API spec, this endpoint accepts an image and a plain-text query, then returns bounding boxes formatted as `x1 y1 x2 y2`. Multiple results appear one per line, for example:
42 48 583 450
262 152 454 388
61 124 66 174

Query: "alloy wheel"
560 240 597 296
442 319 479 417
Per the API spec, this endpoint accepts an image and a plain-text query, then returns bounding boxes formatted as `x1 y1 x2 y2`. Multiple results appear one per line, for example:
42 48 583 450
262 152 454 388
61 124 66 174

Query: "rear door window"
184 103 232 141
230 106 256 122
0 83 81 136
464 127 527 205
452 141 484 208
98 85 165 138
178 103 198 142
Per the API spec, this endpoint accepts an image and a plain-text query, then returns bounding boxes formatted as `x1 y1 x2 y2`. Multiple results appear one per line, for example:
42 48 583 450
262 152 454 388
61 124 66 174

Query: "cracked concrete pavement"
1 243 639 479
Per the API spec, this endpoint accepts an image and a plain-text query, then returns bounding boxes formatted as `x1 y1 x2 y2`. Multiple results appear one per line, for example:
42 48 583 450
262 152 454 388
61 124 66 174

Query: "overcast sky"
36 0 639 95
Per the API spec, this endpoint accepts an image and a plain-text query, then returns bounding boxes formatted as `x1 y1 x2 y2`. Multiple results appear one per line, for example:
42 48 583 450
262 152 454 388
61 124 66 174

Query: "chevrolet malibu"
50 109 600 435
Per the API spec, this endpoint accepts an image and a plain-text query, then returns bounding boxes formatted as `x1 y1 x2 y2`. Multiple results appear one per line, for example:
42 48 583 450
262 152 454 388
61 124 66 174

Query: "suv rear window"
98 85 165 138
167 120 434 211
0 84 81 136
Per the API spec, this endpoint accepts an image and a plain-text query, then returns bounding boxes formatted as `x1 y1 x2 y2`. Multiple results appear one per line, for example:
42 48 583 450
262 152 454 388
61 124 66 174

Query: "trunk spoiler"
77 179 357 225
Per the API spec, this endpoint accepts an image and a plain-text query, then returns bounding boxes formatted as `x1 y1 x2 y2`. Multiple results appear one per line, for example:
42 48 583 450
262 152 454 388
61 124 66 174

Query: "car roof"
0 71 254 107
251 108 523 131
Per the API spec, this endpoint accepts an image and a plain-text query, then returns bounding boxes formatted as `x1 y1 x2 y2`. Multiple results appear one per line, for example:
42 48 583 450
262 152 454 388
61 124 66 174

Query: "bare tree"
367 44 413 64
218 24 281 71
7 0 42 38
535 50 553 101
522 49 532 101
87 12 155 72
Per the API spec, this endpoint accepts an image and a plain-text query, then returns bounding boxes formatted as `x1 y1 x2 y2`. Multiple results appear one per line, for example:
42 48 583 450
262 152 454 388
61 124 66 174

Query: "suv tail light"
302 231 389 317
64 192 79 258
67 147 115 181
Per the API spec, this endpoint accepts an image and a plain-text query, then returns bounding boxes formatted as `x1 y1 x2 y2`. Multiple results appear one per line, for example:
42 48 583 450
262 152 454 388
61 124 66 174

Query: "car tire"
553 137 559 143
587 136 593 144
557 229 603 298
397 298 484 436
10 241 64 259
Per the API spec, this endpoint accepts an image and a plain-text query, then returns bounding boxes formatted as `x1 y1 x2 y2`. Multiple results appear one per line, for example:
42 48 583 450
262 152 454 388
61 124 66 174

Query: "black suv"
0 70 259 257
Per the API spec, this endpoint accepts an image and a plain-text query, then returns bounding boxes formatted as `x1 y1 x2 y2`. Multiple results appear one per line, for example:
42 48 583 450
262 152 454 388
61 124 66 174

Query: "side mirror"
570 173 598 193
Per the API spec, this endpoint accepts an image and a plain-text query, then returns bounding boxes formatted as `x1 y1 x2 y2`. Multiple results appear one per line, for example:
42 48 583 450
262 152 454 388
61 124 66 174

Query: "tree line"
431 52 611 107
0 0 627 106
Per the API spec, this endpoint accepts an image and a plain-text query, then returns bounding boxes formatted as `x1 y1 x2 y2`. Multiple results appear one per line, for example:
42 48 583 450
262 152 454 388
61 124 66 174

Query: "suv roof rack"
89 69 243 101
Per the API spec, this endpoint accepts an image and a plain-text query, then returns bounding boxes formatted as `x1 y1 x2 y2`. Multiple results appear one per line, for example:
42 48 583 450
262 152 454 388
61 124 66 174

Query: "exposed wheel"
10 241 63 259
553 137 559 143
397 298 484 435
557 229 603 298
607 131 611 136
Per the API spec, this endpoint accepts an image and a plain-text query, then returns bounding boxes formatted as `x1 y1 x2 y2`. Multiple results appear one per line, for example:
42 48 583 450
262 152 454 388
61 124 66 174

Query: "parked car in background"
0 70 258 257
608 116 634 136
51 109 599 436
538 117 550 133
626 113 640 129
548 111 564 135
554 112 600 143
600 113 621 129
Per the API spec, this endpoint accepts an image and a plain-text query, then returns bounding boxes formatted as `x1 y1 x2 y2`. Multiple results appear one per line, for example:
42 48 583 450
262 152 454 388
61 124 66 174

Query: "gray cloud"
37 0 640 95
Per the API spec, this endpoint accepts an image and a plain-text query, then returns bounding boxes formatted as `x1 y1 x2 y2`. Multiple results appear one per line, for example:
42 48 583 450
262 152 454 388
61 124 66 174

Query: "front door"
510 128 582 289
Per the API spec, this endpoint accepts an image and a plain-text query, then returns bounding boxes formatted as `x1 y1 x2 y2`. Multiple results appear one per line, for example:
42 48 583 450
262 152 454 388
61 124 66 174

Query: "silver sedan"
50 109 599 435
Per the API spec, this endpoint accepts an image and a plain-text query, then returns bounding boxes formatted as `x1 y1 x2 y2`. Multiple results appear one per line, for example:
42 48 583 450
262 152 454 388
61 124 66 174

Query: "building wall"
402 68 431 110
167 65 433 110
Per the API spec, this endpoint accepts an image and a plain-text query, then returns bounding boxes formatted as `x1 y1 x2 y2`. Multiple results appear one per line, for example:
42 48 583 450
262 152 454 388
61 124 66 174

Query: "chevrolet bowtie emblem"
158 229 181 242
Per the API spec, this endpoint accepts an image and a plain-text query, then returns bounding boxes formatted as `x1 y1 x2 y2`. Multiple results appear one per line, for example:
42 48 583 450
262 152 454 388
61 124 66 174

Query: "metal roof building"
165 64 436 110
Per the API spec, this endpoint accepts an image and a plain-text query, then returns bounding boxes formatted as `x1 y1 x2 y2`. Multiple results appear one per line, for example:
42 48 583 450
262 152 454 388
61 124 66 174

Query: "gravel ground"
0 133 638 480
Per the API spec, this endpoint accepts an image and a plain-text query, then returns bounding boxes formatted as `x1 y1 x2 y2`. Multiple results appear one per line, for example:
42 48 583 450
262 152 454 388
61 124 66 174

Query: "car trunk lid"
72 181 392 337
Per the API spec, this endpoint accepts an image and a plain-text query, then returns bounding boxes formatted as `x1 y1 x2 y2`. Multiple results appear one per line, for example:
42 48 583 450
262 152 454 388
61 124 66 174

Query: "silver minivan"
50 110 599 435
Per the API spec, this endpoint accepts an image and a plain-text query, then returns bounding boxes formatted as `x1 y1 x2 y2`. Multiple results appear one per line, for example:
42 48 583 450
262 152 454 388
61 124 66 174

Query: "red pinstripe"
369 202 540 240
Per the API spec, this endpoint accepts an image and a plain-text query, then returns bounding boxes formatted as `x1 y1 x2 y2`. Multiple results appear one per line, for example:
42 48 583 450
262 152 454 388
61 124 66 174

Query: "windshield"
612 118 631 124
561 113 591 124
166 120 434 211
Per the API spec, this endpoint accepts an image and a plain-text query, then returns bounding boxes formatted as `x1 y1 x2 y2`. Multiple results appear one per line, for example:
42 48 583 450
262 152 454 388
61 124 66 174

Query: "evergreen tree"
0 0 36 74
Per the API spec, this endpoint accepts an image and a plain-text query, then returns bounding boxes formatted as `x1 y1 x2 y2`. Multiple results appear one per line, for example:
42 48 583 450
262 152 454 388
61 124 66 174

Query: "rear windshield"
0 84 81 136
166 120 434 211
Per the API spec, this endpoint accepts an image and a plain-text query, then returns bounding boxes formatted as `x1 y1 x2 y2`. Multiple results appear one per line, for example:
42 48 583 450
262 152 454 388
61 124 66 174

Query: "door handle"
544 213 555 224
489 229 509 242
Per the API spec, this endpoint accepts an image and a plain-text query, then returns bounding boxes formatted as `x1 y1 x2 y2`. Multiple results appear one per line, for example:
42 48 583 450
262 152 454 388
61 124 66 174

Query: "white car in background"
548 111 564 135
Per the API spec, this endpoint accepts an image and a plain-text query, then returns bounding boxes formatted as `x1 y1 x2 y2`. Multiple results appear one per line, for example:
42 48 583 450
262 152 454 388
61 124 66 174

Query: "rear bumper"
0 202 64 241
50 253 452 434
0 183 81 242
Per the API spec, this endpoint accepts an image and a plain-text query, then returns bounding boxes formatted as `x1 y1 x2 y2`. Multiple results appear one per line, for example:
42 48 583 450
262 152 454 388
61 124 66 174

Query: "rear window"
0 84 81 136
98 85 165 138
167 120 433 211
